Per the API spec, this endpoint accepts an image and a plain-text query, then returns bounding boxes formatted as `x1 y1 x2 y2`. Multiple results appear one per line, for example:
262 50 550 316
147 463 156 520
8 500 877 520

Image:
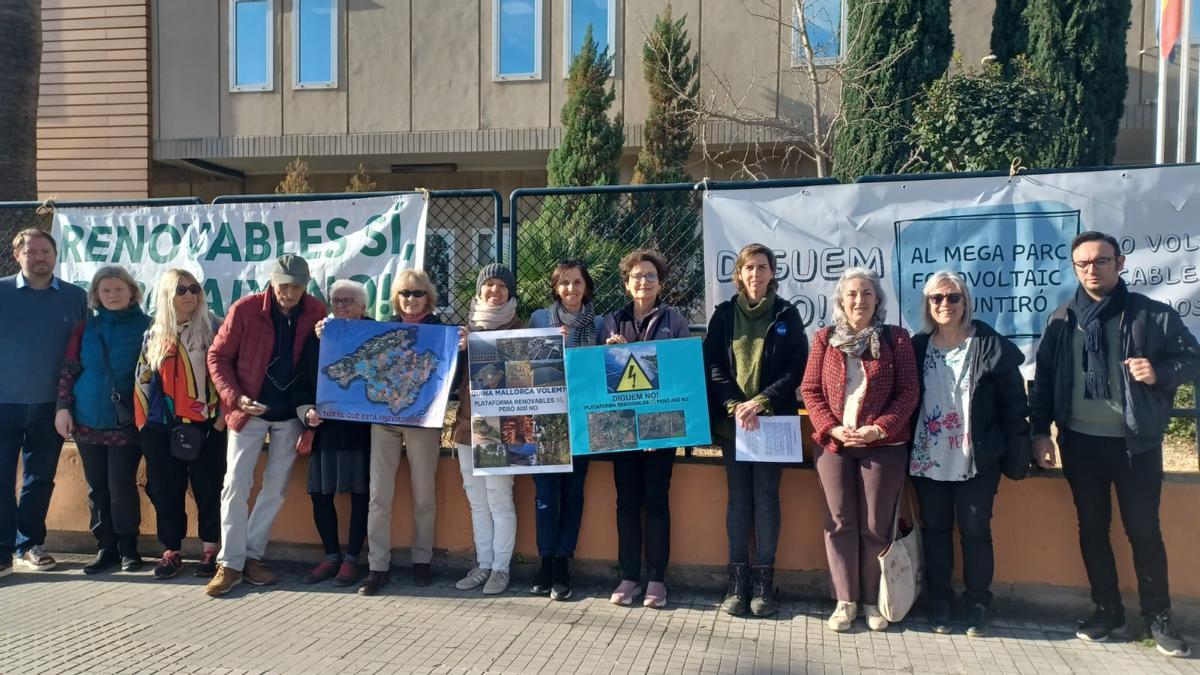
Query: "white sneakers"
455 566 490 591
482 570 510 595
828 601 889 632
864 604 889 631
828 601 857 632
456 566 509 595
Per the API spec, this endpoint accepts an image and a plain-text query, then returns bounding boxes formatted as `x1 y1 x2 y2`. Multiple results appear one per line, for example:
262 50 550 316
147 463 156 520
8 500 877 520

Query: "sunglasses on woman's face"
397 289 427 298
927 293 964 306
176 284 202 296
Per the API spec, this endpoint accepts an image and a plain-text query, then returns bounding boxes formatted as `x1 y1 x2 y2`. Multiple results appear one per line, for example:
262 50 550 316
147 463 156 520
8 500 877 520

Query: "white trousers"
456 443 516 572
217 417 301 570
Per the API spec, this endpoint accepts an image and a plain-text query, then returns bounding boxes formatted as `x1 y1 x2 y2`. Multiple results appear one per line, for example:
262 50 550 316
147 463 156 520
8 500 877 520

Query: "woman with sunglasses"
909 271 1030 637
358 270 447 595
527 260 603 601
134 270 226 579
295 279 374 588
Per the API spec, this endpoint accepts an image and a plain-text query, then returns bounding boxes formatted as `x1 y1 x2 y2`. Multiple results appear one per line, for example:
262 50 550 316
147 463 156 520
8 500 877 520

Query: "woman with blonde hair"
909 271 1030 637
358 269 448 595
55 265 151 574
133 269 227 579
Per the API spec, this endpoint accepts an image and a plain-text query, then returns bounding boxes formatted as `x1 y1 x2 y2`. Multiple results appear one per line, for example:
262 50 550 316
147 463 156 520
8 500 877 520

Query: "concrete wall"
41 444 1200 600
150 1 1168 170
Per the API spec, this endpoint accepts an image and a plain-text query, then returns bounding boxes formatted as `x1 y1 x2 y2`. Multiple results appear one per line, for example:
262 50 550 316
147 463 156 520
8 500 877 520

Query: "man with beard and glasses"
1031 231 1200 658
0 229 87 578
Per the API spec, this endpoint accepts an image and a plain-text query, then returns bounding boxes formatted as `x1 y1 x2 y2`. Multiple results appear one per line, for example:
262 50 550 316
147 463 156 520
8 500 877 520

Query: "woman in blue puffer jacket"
55 265 151 574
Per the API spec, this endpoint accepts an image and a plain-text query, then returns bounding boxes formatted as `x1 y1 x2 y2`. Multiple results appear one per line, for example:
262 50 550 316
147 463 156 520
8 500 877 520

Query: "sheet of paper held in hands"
735 416 805 463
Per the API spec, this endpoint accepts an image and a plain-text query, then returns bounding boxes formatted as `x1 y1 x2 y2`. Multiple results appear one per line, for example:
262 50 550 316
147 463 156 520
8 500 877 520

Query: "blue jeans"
0 403 65 564
533 457 589 557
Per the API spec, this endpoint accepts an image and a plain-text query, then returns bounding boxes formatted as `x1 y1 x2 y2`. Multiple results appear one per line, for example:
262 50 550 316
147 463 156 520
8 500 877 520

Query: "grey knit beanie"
476 263 517 298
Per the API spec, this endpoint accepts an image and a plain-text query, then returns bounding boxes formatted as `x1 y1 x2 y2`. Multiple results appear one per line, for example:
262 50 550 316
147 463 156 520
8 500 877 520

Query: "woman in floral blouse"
909 271 1031 638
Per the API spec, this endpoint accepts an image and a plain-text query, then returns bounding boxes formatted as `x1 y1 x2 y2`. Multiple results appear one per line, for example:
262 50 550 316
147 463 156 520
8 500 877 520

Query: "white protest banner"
705 165 1200 375
52 194 427 319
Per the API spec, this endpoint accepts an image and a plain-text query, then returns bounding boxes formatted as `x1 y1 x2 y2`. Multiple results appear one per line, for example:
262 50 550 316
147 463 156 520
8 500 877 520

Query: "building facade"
36 0 1174 201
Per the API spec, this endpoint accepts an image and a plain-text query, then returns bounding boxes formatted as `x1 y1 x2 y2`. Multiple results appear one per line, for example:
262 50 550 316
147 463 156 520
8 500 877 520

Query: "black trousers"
311 493 368 559
612 448 675 582
76 441 143 555
912 467 1002 607
1060 429 1171 615
720 438 782 566
140 422 227 551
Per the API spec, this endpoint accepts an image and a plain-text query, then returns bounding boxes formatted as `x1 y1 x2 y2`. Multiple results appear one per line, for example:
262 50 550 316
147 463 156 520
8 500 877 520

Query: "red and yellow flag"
1163 0 1183 59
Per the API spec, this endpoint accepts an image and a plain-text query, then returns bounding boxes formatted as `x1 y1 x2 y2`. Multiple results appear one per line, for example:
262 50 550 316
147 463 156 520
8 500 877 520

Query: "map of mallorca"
323 327 440 414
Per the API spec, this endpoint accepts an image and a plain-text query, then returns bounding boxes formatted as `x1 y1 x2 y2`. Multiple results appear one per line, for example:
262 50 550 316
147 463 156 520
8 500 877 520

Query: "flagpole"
1179 0 1193 162
1159 38 1169 162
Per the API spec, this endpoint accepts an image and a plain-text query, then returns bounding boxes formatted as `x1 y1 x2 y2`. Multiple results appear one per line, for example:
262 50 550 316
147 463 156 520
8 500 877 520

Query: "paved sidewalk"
1 555 1196 674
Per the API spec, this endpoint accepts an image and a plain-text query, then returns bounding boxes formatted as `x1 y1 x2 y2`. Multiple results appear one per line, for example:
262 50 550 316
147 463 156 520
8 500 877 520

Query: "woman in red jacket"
800 267 919 634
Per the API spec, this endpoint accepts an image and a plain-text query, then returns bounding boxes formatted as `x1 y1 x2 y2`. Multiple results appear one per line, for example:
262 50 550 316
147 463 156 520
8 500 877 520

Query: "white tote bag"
877 485 923 623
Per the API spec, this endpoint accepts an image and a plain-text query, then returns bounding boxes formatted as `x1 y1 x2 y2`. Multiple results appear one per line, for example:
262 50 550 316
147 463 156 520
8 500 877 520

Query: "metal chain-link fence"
507 179 836 324
509 183 707 323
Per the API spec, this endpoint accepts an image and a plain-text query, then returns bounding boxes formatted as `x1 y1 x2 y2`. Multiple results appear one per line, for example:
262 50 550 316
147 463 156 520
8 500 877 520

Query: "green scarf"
730 291 776 414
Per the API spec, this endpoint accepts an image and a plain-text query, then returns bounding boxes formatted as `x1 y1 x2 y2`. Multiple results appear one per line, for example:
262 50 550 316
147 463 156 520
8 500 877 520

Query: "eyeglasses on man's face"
1072 257 1115 270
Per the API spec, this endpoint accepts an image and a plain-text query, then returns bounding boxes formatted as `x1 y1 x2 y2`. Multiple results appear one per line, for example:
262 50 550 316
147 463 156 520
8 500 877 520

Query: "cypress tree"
1021 0 1131 167
632 5 698 187
509 26 628 317
990 0 1028 68
629 4 702 315
546 25 624 189
833 0 953 180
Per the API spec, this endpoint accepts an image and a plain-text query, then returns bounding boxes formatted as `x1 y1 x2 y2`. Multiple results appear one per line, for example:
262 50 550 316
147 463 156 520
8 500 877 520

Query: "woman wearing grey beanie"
450 264 525 595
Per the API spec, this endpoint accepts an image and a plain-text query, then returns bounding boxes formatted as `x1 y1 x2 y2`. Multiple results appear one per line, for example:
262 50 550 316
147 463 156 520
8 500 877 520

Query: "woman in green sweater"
703 243 809 617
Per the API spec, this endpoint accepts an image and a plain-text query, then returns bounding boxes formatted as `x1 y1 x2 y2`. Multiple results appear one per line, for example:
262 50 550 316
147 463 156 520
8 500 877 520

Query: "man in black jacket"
1031 231 1200 658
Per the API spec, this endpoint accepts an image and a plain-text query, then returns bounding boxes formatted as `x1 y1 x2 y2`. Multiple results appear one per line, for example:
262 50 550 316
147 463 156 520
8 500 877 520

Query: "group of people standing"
0 227 1195 659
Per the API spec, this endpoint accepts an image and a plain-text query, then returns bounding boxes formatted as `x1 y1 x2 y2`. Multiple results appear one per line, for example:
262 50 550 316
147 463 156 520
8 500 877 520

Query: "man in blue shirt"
0 228 88 578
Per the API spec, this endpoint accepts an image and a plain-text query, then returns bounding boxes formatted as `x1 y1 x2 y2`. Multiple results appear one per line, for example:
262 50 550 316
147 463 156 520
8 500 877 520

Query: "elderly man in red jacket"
204 254 326 596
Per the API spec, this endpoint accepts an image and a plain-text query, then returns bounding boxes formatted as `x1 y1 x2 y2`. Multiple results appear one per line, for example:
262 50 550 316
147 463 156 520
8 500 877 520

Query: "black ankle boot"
550 557 572 601
720 563 751 616
529 556 552 595
750 565 777 617
83 548 118 575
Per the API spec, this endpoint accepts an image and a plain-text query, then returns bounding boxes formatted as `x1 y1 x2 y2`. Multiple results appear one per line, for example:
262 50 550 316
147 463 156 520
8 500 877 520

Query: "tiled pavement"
1 555 1197 674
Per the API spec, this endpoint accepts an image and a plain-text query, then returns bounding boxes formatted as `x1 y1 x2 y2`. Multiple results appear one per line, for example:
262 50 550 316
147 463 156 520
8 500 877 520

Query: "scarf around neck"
1070 279 1128 399
469 297 517 330
548 300 597 347
732 291 776 402
830 318 882 359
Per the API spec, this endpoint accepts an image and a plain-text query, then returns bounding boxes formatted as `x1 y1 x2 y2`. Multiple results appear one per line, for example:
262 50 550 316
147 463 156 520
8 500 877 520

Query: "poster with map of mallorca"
316 319 460 428
563 337 711 455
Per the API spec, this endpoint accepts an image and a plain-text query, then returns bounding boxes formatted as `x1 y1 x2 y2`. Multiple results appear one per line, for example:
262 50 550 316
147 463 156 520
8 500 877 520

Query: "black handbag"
95 319 135 429
170 421 208 462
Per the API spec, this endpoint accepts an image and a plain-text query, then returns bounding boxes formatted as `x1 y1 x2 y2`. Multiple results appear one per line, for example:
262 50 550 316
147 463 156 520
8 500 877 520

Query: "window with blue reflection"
568 0 611 64
792 0 844 64
497 0 540 78
297 0 336 86
234 0 271 89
